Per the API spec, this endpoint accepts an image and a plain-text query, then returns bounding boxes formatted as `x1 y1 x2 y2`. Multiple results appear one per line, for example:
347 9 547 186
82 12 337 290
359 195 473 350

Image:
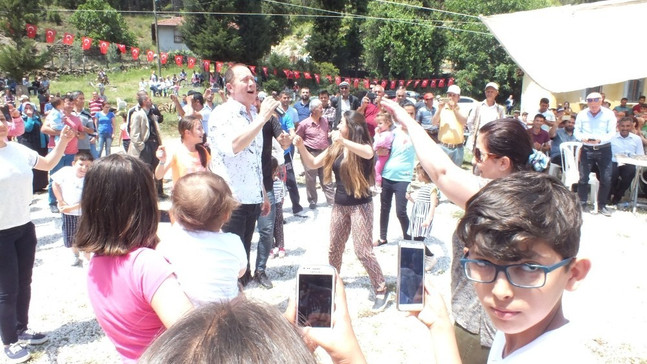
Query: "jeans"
284 152 302 212
222 203 261 275
255 191 275 274
97 133 112 157
440 144 464 167
0 222 37 345
578 145 612 207
48 153 75 205
379 178 411 241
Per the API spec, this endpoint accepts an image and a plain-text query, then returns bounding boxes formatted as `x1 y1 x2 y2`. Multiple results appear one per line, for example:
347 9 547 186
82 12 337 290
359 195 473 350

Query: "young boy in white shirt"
418 172 593 363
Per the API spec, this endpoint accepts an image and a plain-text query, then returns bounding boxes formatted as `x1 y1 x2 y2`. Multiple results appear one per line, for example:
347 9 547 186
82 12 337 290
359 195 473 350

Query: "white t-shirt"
0 143 38 230
488 323 596 363
51 166 85 216
157 224 247 305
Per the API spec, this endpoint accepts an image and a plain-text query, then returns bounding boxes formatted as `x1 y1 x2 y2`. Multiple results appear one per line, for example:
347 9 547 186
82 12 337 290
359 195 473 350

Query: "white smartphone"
397 241 425 311
296 265 336 329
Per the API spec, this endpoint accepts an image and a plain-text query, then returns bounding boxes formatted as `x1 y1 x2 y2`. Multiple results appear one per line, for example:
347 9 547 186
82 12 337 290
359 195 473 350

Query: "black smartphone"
397 241 425 311
296 265 336 329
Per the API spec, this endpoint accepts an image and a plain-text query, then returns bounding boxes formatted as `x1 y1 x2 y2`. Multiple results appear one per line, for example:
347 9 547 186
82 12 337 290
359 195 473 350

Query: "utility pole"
153 0 162 78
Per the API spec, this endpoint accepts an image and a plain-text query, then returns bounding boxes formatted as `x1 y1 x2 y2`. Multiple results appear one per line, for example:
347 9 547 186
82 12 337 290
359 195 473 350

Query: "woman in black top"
294 111 389 312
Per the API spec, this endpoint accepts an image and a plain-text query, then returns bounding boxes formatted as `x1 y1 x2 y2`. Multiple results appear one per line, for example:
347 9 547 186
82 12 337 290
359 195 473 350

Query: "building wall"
158 26 189 52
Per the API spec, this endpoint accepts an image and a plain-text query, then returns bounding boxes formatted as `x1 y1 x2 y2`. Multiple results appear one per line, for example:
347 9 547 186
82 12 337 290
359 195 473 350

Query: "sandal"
373 239 388 247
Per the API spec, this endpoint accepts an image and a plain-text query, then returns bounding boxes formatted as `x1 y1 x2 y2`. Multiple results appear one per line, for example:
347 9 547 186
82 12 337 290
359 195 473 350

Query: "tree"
69 0 137 46
361 1 447 79
180 0 289 64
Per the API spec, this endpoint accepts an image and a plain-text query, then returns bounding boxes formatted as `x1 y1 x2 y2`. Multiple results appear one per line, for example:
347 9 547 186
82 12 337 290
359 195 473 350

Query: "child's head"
75 154 159 255
415 162 431 183
177 115 203 142
170 172 239 232
456 172 590 335
72 151 94 178
139 297 316 364
50 96 63 110
375 112 393 132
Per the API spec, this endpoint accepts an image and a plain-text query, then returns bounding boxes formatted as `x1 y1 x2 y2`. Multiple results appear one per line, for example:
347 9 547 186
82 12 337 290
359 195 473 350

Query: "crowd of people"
1 65 646 363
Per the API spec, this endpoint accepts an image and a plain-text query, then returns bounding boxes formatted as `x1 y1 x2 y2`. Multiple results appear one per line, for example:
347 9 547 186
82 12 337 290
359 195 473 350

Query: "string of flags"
25 23 455 90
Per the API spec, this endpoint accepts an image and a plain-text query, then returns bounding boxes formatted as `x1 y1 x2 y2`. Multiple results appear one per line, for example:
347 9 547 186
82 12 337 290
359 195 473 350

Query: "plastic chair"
559 141 599 212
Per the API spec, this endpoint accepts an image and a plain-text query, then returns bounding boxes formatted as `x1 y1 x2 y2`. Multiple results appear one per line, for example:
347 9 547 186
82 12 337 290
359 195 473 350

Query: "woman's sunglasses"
473 147 499 163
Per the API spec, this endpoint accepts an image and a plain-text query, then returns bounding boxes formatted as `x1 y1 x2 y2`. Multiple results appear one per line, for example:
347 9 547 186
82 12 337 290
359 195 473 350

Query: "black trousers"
379 178 411 241
222 203 261 275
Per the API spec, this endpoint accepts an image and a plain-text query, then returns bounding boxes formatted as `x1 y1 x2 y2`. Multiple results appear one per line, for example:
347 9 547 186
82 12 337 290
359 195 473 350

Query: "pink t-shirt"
87 247 173 363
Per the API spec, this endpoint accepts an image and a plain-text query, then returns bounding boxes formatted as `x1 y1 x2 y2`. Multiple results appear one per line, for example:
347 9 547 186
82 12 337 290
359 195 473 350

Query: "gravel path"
8 163 647 364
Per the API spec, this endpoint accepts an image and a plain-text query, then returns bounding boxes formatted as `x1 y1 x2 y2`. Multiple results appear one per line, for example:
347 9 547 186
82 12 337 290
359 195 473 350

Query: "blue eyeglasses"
460 253 574 288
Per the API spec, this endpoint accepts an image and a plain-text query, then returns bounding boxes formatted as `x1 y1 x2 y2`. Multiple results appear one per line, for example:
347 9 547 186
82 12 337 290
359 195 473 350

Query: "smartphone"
296 265 336 329
397 241 425 311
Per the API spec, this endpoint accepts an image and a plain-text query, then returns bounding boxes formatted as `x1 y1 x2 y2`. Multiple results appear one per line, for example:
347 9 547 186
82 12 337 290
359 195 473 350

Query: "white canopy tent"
480 0 647 94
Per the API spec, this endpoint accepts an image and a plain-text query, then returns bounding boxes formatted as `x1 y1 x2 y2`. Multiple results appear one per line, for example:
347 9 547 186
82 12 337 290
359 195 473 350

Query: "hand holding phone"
397 241 425 311
296 265 336 329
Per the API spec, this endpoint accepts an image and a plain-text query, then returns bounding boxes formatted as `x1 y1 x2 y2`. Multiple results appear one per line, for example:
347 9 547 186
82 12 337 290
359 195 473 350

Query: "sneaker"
4 343 30 363
17 329 48 345
49 204 59 214
238 271 252 287
278 248 286 258
269 247 278 259
371 290 390 312
309 203 317 209
599 207 612 217
70 256 82 267
254 271 273 289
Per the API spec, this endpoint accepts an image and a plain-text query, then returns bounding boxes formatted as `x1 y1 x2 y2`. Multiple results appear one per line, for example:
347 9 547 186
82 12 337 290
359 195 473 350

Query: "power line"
374 0 480 19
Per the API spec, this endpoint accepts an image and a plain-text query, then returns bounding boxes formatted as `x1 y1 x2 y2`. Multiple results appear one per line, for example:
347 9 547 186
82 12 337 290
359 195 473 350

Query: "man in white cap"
432 84 468 166
331 81 360 129
574 92 616 216
466 82 506 152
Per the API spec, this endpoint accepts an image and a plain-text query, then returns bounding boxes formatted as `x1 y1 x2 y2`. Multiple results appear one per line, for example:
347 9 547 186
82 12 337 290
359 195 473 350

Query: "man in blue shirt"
416 92 437 140
293 87 311 123
550 115 577 165
609 117 645 205
574 92 616 216
278 91 304 215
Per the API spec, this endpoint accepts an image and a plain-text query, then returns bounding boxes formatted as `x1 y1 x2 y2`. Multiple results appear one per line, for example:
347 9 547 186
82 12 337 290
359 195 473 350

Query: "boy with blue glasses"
418 172 593 362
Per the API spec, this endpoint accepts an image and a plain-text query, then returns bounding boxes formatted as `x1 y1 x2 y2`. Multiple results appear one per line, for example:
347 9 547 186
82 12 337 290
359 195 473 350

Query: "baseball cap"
485 82 499 91
447 84 461 95
339 81 350 88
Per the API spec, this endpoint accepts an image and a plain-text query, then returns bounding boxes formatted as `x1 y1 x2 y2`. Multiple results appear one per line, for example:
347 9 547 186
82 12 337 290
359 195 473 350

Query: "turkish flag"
273 68 277 75
283 69 291 79
448 77 455 86
438 79 446 88
81 37 92 50
381 80 387 88
203 59 210 72
314 74 320 84
325 75 332 82
62 33 74 46
249 65 256 75
390 80 396 89
131 47 140 60
398 80 404 87
414 80 421 88
334 76 341 85
363 79 370 89
430 79 437 88
25 24 37 39
216 61 223 73
160 52 168 65
45 29 56 43
293 71 300 79
406 80 413 87
99 40 110 55
175 55 183 66
146 50 155 62
344 78 351 84
262 67 268 77
421 79 429 88
353 78 359 89
116 44 126 53
187 57 196 69
304 72 312 79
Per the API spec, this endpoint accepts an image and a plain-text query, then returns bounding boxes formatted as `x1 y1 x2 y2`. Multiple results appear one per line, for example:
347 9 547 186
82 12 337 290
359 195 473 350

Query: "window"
624 79 645 102
174 28 184 43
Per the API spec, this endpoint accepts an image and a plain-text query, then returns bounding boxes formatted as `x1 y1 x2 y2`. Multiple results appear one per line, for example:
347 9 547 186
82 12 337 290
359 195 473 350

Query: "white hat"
19 95 29 101
447 84 461 95
485 82 499 91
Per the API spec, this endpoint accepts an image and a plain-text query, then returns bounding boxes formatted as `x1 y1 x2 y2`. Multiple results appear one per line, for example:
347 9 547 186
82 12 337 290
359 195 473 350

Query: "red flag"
344 77 351 84
363 79 370 89
406 80 413 87
174 55 183 66
116 44 126 53
390 80 396 89
62 32 74 46
45 29 56 43
431 79 438 88
304 72 312 79
294 71 300 79
448 77 455 86
131 47 140 60
216 61 223 73
438 78 446 88
353 78 359 89
203 60 211 72
262 67 268 77
249 65 256 75
25 24 37 39
314 74 320 84
325 75 332 82
334 76 341 85
373 79 379 85
414 80 421 88
160 52 168 65
187 57 196 69
381 80 388 88
81 37 92 50
398 80 404 87
422 79 429 88
273 68 277 75
99 40 110 55
146 50 154 62
282 69 291 78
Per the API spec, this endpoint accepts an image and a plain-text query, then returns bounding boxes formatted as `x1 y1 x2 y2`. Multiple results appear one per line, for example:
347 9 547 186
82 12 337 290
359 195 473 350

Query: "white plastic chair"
560 141 599 212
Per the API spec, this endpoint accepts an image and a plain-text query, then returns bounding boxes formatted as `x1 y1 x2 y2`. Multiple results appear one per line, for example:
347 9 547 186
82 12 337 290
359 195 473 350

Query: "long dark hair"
479 118 533 172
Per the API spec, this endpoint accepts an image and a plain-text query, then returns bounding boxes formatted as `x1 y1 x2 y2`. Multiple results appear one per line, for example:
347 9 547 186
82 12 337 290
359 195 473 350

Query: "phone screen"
298 274 333 328
398 246 424 307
